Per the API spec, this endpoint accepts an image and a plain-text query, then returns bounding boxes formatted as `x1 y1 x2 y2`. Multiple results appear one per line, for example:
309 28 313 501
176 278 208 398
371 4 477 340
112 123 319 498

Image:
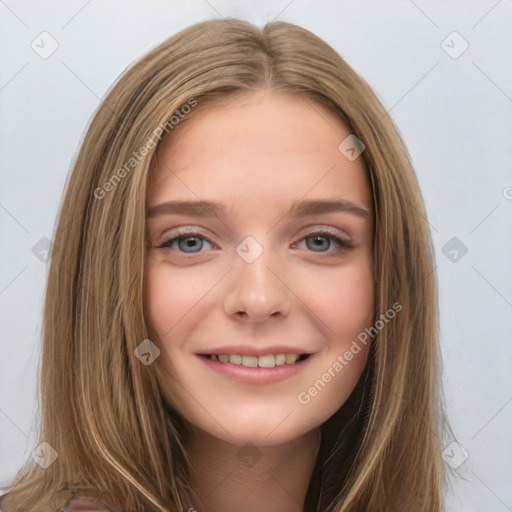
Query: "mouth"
196 350 313 385
198 353 311 368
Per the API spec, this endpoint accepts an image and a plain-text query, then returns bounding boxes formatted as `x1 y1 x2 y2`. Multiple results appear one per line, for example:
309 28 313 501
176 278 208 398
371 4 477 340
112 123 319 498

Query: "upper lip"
196 345 311 357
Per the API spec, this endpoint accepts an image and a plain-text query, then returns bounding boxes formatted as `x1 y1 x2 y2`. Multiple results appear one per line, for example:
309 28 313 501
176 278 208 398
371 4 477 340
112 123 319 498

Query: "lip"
196 352 313 385
196 344 310 357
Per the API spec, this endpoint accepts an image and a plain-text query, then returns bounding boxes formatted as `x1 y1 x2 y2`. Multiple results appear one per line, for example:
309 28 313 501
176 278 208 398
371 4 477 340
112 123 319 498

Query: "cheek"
293 262 373 424
144 263 205 340
300 260 374 340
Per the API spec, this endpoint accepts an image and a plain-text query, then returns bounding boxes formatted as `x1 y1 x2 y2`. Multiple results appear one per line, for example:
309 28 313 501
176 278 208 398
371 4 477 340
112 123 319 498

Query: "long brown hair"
1 18 453 511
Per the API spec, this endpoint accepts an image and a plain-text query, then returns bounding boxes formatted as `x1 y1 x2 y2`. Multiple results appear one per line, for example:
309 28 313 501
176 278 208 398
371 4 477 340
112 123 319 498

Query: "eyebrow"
147 198 370 220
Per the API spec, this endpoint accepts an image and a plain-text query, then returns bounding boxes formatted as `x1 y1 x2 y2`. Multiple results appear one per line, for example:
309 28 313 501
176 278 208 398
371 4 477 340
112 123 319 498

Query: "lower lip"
196 355 313 385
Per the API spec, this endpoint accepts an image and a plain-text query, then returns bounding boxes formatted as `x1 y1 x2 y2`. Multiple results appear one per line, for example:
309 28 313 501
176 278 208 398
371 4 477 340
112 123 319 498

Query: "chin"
194 408 318 448
212 426 303 447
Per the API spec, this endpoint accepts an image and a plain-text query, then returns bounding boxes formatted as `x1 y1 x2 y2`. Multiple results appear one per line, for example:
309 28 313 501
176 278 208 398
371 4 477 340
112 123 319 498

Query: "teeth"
257 354 275 368
209 353 303 367
242 355 258 367
275 353 286 366
285 354 299 364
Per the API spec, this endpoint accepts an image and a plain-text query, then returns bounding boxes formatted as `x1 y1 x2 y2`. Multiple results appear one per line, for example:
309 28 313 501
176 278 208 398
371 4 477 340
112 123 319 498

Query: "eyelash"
155 228 353 255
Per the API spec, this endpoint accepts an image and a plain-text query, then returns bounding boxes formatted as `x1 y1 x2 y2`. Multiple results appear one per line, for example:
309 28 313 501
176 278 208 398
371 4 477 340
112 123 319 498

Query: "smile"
197 352 313 385
202 353 311 367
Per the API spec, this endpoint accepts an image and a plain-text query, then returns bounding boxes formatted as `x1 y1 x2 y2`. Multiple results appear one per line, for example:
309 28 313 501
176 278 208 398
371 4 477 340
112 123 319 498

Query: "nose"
223 240 292 323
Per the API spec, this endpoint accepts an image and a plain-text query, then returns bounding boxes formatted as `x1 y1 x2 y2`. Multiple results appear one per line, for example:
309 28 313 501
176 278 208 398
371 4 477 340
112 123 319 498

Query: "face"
144 90 374 447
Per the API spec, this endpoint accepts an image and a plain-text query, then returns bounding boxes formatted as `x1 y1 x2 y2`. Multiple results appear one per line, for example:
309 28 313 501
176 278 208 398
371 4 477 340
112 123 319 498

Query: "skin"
144 90 374 512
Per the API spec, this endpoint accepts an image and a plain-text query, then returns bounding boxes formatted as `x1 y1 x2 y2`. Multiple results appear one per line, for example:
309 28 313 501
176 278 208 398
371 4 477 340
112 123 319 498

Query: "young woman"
0 18 452 512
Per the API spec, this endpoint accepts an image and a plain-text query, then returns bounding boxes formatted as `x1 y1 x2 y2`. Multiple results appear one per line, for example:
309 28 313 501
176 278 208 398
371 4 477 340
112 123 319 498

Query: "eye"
154 228 353 255
155 230 214 253
293 229 353 254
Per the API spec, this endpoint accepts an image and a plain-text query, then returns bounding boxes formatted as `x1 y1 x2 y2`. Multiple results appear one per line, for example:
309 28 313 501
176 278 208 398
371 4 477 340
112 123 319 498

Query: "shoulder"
61 496 114 512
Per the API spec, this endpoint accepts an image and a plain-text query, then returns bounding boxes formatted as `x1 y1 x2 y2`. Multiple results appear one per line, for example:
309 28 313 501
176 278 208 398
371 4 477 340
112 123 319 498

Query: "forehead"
148 90 370 213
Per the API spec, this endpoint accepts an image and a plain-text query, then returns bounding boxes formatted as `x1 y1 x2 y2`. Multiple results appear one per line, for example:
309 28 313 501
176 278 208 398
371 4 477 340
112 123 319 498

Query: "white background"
1 1 511 510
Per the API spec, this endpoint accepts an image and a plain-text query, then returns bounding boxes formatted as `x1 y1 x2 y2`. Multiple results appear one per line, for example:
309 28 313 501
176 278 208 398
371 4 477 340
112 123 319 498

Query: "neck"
184 426 321 512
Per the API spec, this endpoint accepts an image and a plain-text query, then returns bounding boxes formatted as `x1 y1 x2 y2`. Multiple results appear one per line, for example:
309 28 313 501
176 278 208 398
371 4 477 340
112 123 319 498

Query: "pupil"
307 236 329 251
180 237 201 252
